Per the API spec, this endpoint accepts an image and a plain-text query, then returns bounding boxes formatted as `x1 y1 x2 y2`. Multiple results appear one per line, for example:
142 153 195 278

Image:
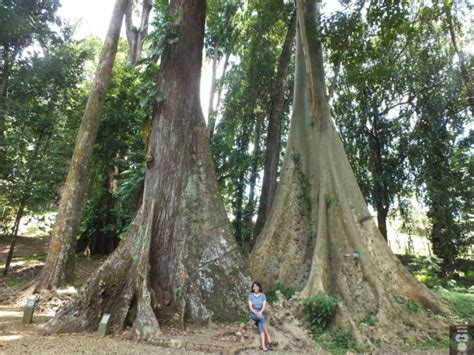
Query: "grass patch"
401 336 449 352
435 288 474 322
314 329 370 354
23 251 47 262
360 308 378 326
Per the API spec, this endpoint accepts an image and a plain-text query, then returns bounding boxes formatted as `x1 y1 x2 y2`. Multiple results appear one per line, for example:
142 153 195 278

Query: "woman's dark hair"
251 281 263 293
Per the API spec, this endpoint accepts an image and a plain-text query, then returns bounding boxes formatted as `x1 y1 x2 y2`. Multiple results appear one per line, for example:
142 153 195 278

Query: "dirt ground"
0 236 315 354
0 236 451 354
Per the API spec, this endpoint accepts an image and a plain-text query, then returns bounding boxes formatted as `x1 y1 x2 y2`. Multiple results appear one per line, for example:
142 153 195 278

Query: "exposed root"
44 209 161 341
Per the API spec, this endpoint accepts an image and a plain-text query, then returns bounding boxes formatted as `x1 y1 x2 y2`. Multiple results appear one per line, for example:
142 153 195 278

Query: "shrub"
304 292 338 334
267 283 296 303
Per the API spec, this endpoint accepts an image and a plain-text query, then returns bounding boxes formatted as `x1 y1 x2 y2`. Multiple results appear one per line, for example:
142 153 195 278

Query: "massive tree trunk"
250 0 450 347
44 0 249 339
254 12 296 236
35 0 130 291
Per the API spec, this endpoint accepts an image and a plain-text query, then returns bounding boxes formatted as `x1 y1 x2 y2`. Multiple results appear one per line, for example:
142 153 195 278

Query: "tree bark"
244 115 263 253
254 12 296 236
208 51 230 140
207 42 219 127
3 202 25 276
76 174 119 255
368 117 389 241
250 0 450 347
125 0 153 65
35 0 130 291
44 0 249 338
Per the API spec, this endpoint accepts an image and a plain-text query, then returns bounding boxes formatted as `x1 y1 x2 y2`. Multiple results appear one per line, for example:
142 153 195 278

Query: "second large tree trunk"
44 0 249 339
251 0 450 348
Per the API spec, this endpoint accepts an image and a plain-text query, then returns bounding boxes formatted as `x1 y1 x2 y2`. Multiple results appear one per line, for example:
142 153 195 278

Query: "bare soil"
0 236 312 354
0 236 452 354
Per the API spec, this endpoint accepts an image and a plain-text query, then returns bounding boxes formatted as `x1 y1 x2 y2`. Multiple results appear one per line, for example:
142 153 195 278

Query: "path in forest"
0 306 315 354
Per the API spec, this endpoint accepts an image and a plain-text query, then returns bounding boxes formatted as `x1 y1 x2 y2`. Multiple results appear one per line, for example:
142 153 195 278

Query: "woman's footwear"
261 346 269 352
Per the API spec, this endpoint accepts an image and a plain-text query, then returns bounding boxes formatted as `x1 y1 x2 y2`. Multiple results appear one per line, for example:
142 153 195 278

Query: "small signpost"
22 297 37 324
98 313 112 337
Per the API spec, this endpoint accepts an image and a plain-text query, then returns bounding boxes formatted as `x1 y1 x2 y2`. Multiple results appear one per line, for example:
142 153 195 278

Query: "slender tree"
251 0 449 346
35 0 130 291
44 0 248 338
254 11 296 236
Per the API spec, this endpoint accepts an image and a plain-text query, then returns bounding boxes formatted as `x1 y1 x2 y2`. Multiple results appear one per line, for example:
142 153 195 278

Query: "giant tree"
251 0 450 346
44 0 248 338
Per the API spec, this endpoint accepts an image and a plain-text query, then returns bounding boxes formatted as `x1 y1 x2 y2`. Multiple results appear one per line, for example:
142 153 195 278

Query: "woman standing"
248 281 273 351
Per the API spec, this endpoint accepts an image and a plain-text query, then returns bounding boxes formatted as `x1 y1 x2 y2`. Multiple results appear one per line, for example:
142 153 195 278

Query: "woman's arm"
261 300 267 313
248 300 262 318
248 300 256 314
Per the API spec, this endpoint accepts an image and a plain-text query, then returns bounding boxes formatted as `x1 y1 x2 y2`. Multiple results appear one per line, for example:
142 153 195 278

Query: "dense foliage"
0 0 471 273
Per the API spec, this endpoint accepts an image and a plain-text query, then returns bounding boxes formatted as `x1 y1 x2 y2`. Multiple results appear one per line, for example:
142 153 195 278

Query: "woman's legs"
250 313 268 350
260 332 266 349
263 321 272 344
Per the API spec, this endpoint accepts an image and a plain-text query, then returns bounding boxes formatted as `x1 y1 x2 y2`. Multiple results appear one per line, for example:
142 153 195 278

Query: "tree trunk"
76 174 118 255
3 203 25 276
207 42 219 127
250 0 450 347
125 0 153 65
244 115 263 253
369 119 389 241
0 44 19 148
35 0 130 291
208 51 230 140
233 123 252 247
254 12 296 236
44 0 249 338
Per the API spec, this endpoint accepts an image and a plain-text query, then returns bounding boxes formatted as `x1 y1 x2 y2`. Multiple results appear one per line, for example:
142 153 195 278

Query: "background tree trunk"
254 12 296 236
75 175 118 255
125 0 153 65
35 0 130 291
250 0 450 347
3 202 25 276
44 0 249 338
